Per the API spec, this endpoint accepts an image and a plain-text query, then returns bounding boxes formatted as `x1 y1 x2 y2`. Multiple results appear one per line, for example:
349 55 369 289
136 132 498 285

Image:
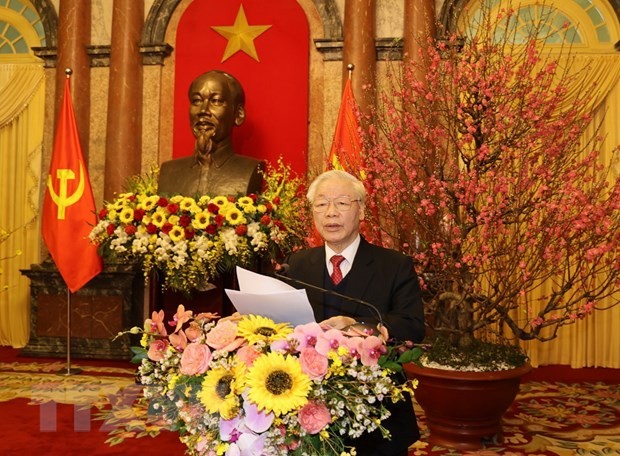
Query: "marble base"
20 261 145 360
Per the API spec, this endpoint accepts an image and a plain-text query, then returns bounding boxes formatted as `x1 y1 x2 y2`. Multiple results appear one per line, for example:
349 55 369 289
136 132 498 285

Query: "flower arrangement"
359 1 620 369
122 306 418 456
89 161 309 291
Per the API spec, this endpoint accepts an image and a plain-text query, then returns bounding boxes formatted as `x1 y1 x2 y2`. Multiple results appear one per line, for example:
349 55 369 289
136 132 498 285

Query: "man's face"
188 73 243 156
312 177 364 253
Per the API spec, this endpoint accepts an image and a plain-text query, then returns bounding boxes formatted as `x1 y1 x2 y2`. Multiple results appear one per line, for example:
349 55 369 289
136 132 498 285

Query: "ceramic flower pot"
405 362 532 450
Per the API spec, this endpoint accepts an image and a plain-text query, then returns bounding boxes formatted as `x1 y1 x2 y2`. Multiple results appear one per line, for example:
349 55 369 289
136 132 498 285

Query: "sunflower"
198 364 245 419
138 195 159 211
236 196 254 207
168 225 185 242
119 207 134 224
180 197 199 213
237 315 292 345
211 196 229 207
245 352 311 416
225 207 246 225
192 211 211 230
151 210 166 227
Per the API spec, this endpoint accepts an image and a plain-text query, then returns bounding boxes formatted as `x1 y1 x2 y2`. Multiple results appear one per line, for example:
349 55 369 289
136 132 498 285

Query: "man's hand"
320 315 357 330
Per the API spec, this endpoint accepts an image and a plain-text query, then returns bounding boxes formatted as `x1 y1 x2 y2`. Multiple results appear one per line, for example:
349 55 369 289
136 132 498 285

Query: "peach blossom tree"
361 4 620 354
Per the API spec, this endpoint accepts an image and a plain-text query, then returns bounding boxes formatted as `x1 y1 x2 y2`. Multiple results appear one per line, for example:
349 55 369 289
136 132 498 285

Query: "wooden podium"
20 261 145 360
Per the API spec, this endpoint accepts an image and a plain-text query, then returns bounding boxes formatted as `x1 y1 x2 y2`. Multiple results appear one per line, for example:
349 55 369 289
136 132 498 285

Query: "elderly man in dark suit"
285 169 425 456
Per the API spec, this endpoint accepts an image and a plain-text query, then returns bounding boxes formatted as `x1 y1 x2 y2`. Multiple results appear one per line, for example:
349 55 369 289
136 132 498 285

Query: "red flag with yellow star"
173 0 309 175
42 77 102 292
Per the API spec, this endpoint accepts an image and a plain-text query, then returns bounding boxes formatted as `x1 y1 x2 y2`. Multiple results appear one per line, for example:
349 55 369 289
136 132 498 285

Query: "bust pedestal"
20 261 145 360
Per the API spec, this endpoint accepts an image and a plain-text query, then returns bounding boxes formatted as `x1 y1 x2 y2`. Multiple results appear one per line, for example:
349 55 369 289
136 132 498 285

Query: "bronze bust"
158 70 263 197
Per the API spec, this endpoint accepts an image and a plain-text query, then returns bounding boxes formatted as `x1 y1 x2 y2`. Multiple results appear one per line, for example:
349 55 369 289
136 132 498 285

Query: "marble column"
342 0 376 115
56 0 91 161
403 0 437 80
104 0 144 200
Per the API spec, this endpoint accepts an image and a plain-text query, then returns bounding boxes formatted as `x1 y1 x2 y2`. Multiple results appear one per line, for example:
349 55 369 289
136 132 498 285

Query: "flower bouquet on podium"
89 161 309 291
122 305 420 456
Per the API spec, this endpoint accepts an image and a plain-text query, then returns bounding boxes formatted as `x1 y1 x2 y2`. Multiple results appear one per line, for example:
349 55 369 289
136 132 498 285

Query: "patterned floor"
1 358 619 455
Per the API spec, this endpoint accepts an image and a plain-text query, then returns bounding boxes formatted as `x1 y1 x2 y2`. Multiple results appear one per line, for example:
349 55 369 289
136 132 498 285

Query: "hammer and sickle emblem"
46 163 86 220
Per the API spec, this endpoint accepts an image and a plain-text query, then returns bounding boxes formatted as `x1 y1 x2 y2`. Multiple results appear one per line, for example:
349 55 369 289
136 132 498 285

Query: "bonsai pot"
405 362 532 450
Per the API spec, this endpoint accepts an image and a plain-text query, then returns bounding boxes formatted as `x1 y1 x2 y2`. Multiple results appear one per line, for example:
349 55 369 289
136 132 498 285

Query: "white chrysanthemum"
247 221 261 236
220 227 239 254
250 231 268 251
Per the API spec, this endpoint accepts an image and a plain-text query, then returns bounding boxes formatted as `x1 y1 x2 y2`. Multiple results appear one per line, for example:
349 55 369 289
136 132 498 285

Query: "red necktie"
330 255 345 285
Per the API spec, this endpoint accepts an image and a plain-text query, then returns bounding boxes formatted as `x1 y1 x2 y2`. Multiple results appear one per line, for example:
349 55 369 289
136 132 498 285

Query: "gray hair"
306 169 366 204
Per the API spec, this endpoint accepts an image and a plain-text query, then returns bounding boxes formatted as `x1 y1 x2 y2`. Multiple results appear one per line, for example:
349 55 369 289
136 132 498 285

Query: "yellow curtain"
523 54 620 368
0 63 45 347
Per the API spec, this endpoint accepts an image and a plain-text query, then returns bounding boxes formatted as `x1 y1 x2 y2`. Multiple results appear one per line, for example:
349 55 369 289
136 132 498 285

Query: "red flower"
106 224 116 235
161 222 173 234
184 228 195 239
205 224 217 235
235 225 248 236
146 223 158 234
125 225 137 235
227 196 235 202
133 209 146 221
167 203 179 214
260 215 271 225
265 202 274 213
248 193 258 202
273 196 281 205
179 215 191 227
98 207 108 219
157 197 168 207
207 203 220 214
274 220 287 231
214 214 225 226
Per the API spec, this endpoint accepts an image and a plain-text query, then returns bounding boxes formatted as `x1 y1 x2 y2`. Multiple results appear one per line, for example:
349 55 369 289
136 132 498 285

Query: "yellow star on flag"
211 5 272 62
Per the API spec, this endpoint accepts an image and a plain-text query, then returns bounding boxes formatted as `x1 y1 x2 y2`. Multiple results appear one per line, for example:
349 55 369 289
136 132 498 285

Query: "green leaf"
397 347 424 364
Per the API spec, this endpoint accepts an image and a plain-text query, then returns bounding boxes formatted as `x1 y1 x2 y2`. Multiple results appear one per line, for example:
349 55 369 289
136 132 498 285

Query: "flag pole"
347 63 354 80
58 287 81 376
57 67 81 377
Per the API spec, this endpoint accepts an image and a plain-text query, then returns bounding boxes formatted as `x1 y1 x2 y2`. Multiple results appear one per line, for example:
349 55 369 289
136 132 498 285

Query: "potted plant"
359 1 620 449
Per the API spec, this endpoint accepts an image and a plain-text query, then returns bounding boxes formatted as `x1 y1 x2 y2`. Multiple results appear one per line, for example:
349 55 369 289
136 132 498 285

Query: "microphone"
274 264 385 334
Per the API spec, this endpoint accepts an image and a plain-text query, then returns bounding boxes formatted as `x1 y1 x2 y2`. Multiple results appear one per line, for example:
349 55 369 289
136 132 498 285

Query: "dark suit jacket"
286 237 424 455
286 237 425 343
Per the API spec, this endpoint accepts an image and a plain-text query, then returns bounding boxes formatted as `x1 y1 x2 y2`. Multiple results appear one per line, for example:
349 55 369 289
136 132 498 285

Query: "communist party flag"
42 76 102 293
328 77 363 173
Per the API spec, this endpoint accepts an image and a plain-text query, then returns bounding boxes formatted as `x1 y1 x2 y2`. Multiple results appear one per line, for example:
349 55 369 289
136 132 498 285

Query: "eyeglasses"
312 196 361 213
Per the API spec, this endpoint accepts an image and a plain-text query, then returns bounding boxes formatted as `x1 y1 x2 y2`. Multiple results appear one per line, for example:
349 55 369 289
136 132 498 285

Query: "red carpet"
1 347 619 455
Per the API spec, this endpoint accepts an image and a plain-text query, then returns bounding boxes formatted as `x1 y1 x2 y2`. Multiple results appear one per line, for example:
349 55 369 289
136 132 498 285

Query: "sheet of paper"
236 266 296 292
225 289 315 326
226 267 316 325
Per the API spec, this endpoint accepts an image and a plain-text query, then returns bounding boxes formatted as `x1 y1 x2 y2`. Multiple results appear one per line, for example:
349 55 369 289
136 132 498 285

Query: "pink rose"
298 401 331 434
299 347 328 380
147 339 169 361
206 320 243 352
236 345 262 367
180 342 212 375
